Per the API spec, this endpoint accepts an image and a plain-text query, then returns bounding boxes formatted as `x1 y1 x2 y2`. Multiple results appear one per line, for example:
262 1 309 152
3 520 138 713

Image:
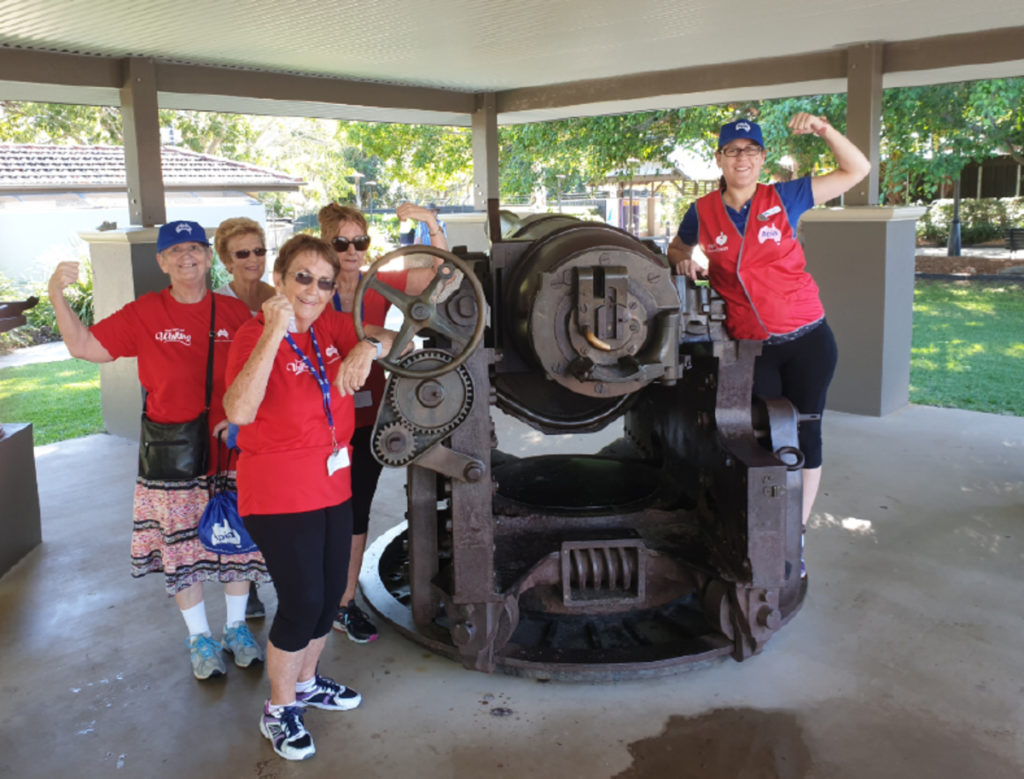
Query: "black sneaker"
246 581 266 620
332 600 379 643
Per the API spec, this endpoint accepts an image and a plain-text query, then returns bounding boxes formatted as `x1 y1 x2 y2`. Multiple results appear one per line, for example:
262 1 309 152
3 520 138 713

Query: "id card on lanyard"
284 327 350 476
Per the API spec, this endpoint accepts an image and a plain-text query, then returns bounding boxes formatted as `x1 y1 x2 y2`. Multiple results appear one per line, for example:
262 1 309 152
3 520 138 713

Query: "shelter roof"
0 144 304 194
0 2 1021 125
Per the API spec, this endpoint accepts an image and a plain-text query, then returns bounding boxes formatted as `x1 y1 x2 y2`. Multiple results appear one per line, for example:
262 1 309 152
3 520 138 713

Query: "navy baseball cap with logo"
718 119 764 149
157 220 210 252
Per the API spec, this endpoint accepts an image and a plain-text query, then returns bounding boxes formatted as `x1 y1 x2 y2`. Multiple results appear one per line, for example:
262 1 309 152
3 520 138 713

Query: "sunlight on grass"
0 359 104 444
912 280 1024 416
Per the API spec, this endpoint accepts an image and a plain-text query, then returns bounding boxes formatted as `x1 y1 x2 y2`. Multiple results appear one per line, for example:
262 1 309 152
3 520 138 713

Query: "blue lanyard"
284 327 337 444
332 273 364 320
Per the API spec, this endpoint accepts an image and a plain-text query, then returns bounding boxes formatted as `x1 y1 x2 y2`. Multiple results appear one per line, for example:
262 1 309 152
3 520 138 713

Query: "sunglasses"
233 248 267 259
331 235 371 252
288 270 336 292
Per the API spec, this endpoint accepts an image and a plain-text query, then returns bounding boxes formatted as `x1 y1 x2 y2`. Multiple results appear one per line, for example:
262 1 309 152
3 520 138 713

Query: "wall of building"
0 191 266 284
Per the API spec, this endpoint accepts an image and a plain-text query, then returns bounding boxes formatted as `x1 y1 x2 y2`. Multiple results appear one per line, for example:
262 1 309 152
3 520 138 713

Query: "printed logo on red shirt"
706 231 730 254
758 224 782 245
215 327 231 341
325 345 340 363
155 328 192 346
286 359 310 376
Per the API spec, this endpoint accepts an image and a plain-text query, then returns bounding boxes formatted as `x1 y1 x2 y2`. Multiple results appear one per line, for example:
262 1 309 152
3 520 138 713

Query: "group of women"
48 202 445 761
48 111 869 763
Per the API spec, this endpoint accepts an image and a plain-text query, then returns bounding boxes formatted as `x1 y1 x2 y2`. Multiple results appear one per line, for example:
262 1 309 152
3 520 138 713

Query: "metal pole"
947 178 962 257
351 171 364 209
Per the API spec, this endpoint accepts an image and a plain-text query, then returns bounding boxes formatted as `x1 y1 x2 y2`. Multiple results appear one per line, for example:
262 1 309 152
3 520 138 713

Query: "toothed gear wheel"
373 422 418 466
386 349 474 435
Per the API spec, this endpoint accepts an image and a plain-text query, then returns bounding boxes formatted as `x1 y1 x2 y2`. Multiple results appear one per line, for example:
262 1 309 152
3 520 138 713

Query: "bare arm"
397 202 450 295
47 262 113 363
333 324 397 397
788 112 871 206
223 294 293 425
666 235 707 281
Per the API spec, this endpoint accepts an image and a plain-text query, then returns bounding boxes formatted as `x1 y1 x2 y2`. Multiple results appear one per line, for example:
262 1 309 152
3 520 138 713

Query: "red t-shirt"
336 269 410 429
226 306 360 516
90 288 251 432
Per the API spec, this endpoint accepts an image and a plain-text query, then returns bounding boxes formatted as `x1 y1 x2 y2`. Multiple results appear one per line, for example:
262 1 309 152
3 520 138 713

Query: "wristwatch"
363 336 383 360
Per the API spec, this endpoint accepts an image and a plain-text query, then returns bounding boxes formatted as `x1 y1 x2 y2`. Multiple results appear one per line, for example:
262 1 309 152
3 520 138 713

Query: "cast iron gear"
373 422 419 466
386 349 474 435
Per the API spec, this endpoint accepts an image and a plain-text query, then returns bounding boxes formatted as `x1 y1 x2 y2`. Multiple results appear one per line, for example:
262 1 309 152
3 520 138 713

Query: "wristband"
363 336 383 360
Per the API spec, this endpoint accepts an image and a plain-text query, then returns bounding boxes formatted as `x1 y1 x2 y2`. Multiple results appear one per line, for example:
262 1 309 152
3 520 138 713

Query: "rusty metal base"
362 522 795 681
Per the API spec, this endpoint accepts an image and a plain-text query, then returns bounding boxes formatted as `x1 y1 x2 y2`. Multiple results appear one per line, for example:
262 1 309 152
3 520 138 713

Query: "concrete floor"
2 404 1023 778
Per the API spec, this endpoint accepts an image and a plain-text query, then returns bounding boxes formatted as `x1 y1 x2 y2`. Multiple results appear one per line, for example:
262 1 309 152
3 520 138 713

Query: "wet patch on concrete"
615 703 1022 779
613 708 810 779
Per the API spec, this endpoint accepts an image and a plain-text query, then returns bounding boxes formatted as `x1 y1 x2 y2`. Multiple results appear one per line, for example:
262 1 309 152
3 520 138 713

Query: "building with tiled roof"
0 144 303 193
0 144 302 280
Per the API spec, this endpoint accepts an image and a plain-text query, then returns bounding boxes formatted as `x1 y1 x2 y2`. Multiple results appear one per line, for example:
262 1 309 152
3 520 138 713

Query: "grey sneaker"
222 621 265 668
187 632 226 680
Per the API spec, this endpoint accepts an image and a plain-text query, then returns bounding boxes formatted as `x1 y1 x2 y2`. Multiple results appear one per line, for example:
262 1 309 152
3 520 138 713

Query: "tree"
0 101 121 144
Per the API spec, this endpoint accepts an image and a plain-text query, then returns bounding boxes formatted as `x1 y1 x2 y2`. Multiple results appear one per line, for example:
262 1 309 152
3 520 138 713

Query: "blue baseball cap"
157 220 210 252
718 120 764 149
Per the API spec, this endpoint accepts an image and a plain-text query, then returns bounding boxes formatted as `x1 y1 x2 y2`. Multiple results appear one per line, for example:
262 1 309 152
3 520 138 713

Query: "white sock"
225 592 248 626
295 676 317 694
181 602 211 637
266 700 298 716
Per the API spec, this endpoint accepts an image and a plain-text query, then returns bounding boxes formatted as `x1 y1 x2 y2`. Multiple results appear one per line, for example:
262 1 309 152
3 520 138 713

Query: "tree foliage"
1 76 1021 211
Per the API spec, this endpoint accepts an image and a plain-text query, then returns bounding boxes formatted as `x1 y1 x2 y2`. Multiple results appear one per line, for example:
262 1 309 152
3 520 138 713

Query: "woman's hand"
261 293 294 340
212 419 230 441
333 341 377 397
788 112 832 138
396 202 436 224
675 259 709 281
48 261 81 296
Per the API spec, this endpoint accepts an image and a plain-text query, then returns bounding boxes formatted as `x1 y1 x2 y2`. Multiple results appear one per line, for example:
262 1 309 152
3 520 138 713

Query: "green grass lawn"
0 359 104 445
910 279 1024 416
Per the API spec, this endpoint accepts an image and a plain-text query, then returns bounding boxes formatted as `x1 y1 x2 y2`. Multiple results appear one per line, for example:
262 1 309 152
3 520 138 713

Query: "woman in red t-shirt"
317 201 447 644
48 220 269 683
224 233 394 761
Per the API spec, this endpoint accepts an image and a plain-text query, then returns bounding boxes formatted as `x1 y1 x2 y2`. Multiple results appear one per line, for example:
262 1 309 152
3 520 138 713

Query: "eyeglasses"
288 270 336 292
233 248 267 260
720 145 764 158
331 235 371 252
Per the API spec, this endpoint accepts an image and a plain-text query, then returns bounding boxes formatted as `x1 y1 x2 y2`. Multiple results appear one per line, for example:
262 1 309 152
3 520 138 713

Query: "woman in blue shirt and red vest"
667 113 871 567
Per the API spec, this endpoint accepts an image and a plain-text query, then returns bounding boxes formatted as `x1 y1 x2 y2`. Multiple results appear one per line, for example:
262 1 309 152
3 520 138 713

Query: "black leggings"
753 320 838 469
243 501 353 652
351 426 384 537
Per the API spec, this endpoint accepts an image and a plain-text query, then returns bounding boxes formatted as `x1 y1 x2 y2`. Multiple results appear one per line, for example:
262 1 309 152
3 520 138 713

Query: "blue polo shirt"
677 177 814 245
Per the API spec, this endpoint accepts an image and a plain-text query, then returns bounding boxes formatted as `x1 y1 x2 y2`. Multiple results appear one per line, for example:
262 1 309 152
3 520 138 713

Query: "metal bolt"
452 620 475 645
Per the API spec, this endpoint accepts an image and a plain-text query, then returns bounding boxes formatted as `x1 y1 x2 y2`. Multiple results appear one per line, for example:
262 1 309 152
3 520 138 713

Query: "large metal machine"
357 215 806 680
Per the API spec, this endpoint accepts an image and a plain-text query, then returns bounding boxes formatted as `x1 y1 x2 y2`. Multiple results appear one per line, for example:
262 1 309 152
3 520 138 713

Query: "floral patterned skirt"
130 472 269 596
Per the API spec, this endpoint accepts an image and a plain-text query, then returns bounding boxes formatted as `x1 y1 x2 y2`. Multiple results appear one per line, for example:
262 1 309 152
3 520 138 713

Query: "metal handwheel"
352 246 486 379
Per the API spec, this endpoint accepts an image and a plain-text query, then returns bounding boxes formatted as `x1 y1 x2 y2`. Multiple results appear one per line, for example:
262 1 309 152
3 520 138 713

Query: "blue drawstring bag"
197 446 258 555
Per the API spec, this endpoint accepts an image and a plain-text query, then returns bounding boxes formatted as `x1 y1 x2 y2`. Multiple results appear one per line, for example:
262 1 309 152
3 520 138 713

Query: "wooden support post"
120 57 165 227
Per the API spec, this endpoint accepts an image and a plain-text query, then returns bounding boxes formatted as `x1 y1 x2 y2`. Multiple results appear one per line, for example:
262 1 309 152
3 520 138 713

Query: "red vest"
695 185 824 340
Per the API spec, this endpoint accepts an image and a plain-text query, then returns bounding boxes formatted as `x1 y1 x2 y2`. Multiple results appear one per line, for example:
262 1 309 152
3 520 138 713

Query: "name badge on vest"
327 447 351 476
757 205 782 221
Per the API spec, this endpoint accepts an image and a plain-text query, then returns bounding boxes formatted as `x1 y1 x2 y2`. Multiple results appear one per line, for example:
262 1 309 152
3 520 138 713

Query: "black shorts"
753 319 838 469
244 501 353 652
